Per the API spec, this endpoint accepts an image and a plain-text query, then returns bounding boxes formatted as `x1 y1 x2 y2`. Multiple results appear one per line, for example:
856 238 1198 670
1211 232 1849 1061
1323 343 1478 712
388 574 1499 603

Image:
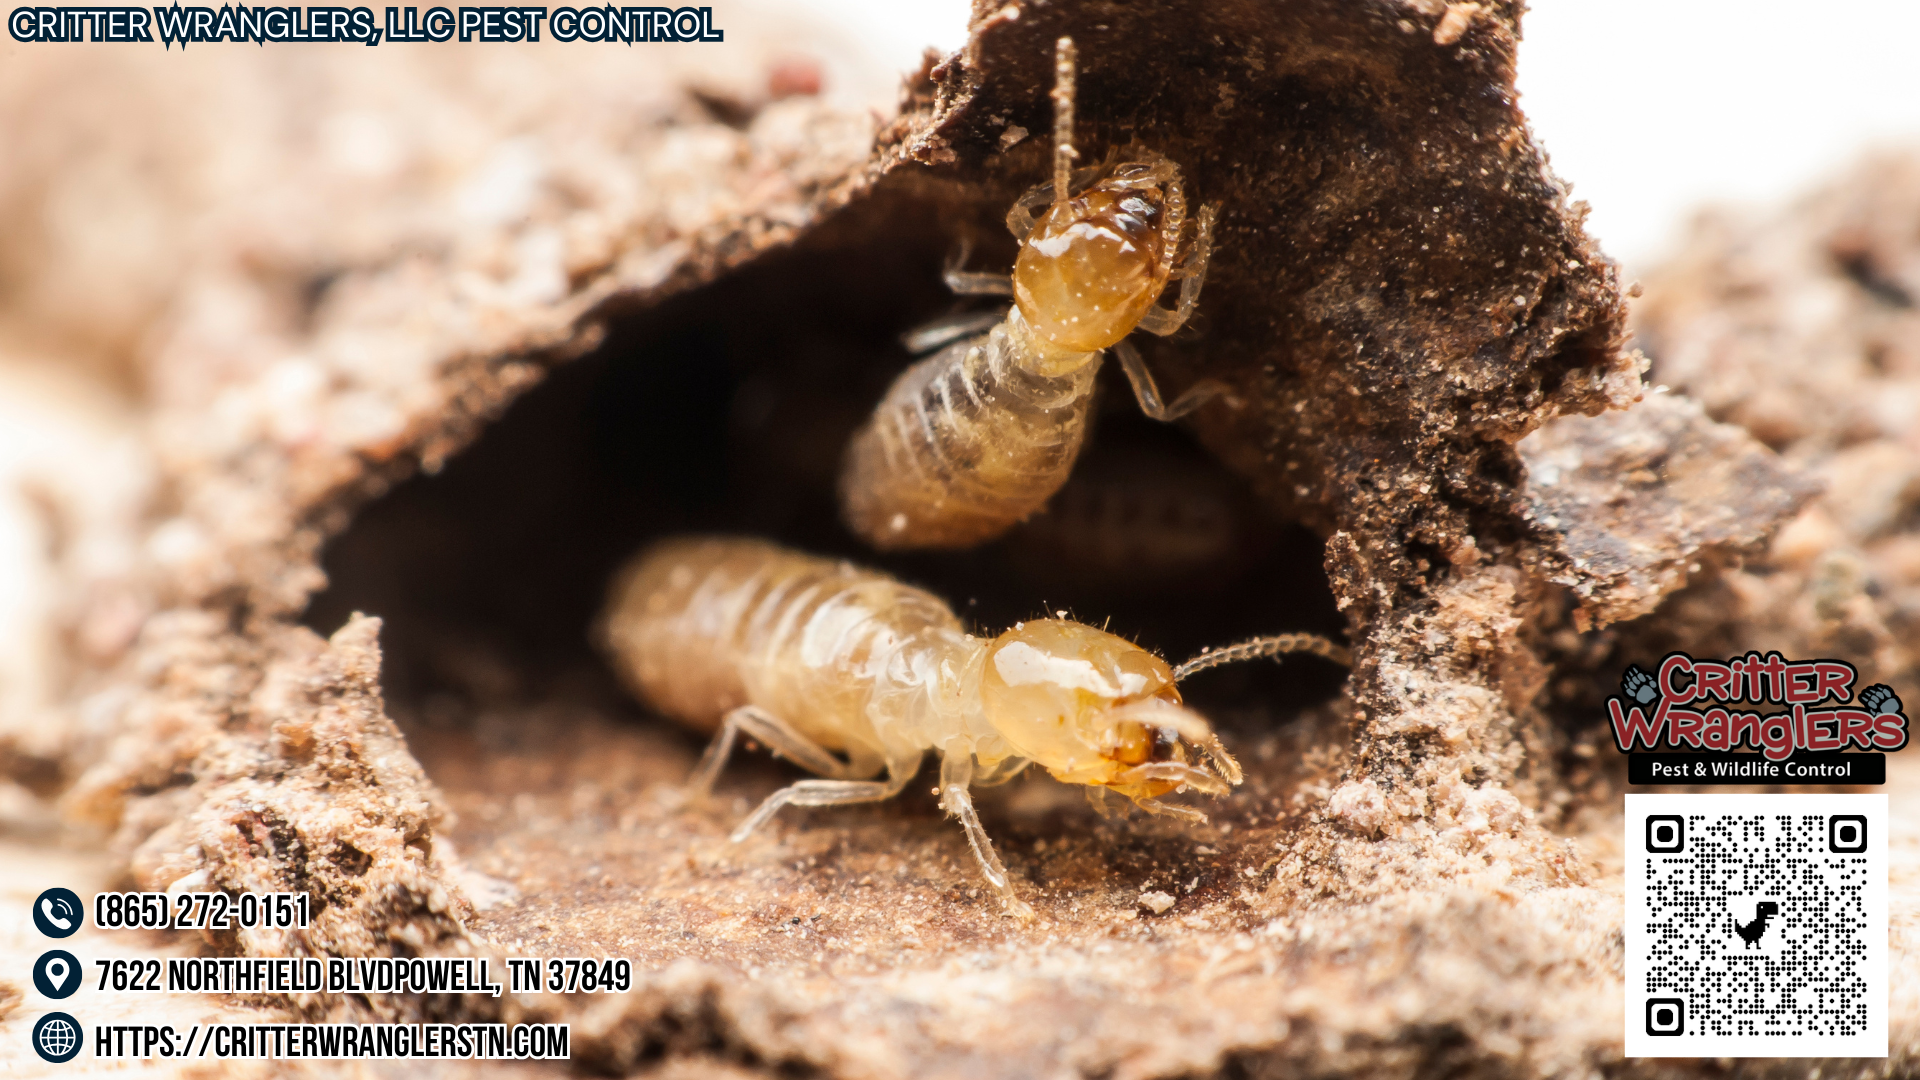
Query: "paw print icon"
1621 665 1660 705
1646 997 1685 1036
1859 684 1903 717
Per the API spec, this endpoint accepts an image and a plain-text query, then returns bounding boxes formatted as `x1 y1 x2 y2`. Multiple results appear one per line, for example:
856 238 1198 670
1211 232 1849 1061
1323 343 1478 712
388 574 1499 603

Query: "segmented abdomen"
597 537 965 766
840 314 1098 550
1003 444 1267 597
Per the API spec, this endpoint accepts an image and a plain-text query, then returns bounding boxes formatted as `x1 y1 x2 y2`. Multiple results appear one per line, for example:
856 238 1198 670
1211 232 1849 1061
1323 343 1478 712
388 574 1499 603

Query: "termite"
597 536 1346 914
1001 436 1274 598
838 36 1227 551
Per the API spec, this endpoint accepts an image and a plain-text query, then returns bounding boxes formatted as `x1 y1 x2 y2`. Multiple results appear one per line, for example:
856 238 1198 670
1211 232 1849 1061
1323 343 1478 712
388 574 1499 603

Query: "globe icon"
36 1015 79 1061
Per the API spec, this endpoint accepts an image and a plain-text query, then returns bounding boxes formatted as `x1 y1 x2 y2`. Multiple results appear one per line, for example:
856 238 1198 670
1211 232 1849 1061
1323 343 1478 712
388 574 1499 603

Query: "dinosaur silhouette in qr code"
1734 901 1780 947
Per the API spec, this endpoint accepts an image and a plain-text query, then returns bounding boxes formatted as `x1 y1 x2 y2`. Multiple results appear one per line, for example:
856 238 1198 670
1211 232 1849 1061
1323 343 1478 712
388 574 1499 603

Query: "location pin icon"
35 949 79 1000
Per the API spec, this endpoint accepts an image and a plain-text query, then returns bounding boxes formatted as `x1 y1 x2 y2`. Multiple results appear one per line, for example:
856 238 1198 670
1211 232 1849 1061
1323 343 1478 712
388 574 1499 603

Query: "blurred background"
798 0 1920 269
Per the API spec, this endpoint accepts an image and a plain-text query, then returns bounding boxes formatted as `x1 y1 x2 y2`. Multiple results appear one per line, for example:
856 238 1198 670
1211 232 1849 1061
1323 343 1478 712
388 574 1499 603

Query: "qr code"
1625 794 1887 1057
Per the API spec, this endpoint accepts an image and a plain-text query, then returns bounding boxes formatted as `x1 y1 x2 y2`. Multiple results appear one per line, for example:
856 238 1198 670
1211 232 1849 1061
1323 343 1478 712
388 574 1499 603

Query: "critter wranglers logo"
1610 652 1908 761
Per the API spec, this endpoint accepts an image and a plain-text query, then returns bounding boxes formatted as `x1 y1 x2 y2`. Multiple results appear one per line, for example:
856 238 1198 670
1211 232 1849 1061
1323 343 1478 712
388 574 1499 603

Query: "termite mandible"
597 536 1347 915
838 36 1227 552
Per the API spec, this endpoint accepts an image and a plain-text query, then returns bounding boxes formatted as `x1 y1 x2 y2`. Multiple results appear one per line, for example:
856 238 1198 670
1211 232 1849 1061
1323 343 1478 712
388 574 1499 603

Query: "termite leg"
1153 166 1188 285
971 755 1032 788
1132 797 1209 824
1084 785 1128 820
1136 203 1217 336
688 705 858 798
1105 156 1180 192
1112 338 1229 422
1115 761 1232 796
944 272 1015 298
1005 183 1055 241
942 239 1015 297
1170 202 1219 280
902 310 1003 355
1133 306 1184 337
1006 163 1111 240
730 767 914 844
939 748 1034 917
1197 733 1244 786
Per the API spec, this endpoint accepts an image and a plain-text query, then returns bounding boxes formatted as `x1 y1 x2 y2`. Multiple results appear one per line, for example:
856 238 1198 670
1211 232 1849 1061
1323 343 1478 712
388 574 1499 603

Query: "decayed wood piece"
869 0 1646 874
1519 393 1820 630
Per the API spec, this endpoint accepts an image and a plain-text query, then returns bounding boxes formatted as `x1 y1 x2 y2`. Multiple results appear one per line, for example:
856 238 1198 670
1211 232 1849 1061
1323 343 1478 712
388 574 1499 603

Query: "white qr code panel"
1625 794 1888 1057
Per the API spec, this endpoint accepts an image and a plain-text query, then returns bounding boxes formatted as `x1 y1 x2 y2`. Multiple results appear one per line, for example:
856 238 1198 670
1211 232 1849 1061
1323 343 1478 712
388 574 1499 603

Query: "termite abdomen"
1001 437 1274 599
839 316 1099 550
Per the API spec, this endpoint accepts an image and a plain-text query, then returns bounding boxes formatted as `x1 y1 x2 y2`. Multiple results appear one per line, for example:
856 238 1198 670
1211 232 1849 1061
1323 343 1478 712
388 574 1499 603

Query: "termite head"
979 619 1241 807
1012 162 1183 355
1009 38 1193 357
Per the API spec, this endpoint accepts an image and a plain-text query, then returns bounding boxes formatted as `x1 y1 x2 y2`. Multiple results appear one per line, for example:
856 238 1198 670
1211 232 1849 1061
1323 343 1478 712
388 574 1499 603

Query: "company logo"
33 1011 84 1063
1610 653 1908 760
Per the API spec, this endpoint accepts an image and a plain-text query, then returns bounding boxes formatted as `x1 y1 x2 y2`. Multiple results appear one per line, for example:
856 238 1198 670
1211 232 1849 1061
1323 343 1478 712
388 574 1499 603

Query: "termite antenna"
1051 36 1078 208
1173 634 1352 682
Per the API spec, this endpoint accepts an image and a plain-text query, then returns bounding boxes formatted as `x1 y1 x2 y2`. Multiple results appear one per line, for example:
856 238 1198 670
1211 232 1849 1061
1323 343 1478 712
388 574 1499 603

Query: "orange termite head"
1012 166 1185 354
1009 37 1193 356
977 619 1241 807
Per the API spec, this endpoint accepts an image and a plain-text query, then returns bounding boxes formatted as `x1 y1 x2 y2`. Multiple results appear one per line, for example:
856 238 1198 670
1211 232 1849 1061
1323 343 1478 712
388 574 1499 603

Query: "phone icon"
32 888 83 938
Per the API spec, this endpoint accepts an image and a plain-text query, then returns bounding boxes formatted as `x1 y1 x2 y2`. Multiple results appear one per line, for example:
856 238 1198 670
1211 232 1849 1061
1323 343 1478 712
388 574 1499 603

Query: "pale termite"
597 536 1346 915
838 36 1226 551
